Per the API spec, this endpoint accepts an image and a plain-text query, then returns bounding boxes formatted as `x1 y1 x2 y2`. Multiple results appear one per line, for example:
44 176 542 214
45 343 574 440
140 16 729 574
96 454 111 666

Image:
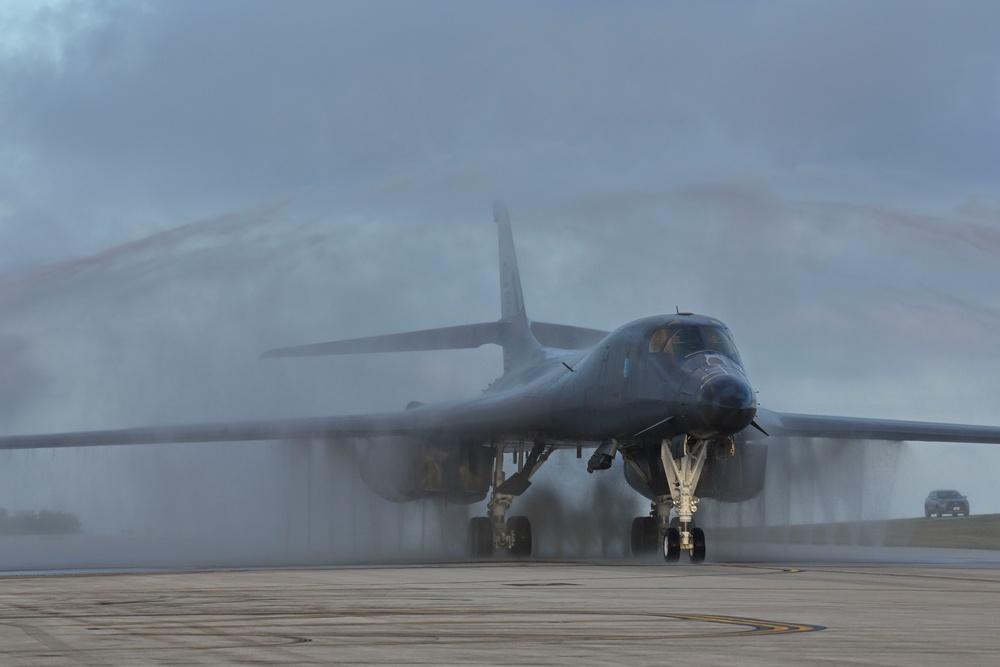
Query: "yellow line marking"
78 609 824 644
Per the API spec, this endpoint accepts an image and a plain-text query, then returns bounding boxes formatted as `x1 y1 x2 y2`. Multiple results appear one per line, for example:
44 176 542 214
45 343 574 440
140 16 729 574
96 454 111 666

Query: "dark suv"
924 489 969 518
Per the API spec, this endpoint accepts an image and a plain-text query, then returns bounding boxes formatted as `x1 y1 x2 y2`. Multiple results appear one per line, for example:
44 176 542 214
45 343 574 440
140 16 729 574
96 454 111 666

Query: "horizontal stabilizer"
530 321 609 350
261 322 504 358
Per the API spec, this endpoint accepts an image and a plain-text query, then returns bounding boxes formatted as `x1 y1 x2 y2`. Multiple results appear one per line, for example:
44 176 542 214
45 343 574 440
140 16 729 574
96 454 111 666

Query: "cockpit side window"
648 329 669 353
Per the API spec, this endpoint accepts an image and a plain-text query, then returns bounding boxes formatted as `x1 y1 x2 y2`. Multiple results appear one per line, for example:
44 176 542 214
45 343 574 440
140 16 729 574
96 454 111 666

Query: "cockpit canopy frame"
647 324 742 364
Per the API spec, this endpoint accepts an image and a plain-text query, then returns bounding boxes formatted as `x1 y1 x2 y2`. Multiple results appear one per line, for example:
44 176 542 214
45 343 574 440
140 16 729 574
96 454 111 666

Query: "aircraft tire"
630 517 658 557
507 515 532 558
663 527 681 563
468 516 494 558
690 527 706 564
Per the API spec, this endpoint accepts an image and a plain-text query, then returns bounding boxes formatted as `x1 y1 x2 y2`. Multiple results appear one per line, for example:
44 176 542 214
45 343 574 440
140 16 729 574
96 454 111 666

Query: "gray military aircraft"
3 201 1000 563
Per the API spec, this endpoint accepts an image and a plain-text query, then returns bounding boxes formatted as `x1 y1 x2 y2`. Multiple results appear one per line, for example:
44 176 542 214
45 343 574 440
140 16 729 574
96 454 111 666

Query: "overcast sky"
1 1 999 540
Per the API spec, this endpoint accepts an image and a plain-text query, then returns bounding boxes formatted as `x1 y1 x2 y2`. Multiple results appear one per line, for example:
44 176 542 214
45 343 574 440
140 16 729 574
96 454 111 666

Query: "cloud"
3 1 997 245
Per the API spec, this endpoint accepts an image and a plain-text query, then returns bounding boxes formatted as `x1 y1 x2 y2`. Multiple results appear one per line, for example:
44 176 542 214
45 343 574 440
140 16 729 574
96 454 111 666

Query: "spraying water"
0 200 983 570
708 437 904 561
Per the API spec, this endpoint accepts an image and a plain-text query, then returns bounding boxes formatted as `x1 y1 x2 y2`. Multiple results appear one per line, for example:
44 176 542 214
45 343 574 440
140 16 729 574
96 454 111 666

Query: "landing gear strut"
661 435 710 564
468 439 552 559
619 436 713 563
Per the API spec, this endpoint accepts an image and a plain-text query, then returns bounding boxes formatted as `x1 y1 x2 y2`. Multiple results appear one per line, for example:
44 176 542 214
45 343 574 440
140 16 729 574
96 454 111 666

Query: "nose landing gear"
661 435 711 564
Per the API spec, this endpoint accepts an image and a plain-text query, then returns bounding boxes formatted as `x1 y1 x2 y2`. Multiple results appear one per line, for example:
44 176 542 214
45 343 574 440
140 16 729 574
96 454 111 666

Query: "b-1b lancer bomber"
3 202 1000 563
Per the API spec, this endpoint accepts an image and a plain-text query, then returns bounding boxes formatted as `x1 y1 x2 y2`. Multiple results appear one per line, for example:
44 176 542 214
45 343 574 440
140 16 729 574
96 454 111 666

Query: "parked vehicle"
924 489 969 517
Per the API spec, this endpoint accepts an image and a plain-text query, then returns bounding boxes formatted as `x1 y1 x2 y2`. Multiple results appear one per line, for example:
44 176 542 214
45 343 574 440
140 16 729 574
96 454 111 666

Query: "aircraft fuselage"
426 313 757 447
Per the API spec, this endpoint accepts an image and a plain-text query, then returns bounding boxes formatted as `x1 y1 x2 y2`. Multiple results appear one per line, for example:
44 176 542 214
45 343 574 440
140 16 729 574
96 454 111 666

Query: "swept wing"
755 407 1000 444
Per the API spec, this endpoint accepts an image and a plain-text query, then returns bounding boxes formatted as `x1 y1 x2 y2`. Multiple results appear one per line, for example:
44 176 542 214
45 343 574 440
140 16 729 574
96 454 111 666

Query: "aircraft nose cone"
696 374 757 435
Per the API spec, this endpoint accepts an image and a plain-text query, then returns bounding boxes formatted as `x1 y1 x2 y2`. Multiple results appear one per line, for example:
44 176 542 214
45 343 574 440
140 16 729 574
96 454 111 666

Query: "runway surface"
2 557 999 665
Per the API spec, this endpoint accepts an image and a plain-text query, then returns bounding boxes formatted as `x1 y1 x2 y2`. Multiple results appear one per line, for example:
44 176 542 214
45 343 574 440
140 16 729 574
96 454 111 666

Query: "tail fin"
494 200 526 324
492 200 544 371
261 202 607 367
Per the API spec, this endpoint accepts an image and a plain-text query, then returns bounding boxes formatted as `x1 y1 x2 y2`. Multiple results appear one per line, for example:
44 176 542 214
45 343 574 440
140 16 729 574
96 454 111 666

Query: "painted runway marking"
80 609 822 646
265 609 827 643
503 582 581 587
32 608 823 652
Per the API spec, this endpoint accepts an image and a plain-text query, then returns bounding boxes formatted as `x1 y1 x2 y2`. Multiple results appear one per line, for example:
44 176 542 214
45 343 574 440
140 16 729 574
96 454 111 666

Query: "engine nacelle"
697 440 768 502
357 438 494 504
624 439 768 503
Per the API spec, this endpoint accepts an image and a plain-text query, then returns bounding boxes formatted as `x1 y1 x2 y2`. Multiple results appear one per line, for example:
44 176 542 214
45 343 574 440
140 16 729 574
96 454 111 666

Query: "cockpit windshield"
648 325 741 363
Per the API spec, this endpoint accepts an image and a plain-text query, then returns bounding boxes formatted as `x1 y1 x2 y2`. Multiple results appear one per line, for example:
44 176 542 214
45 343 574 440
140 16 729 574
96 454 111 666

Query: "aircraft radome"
3 201 1000 563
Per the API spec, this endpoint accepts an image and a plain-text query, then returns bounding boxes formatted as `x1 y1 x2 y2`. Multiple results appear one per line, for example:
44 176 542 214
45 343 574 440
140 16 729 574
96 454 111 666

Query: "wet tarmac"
1 556 998 665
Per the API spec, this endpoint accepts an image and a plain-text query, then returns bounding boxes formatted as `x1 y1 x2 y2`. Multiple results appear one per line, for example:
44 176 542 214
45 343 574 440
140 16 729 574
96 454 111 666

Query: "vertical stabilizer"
494 200 526 323
493 200 542 371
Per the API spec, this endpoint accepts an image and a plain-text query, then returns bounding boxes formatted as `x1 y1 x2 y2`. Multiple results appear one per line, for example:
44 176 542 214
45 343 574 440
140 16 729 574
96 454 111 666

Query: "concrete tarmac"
2 558 999 666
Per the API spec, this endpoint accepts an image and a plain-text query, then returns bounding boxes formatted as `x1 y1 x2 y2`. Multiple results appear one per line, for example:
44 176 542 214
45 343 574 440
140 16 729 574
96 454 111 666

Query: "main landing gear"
468 439 553 559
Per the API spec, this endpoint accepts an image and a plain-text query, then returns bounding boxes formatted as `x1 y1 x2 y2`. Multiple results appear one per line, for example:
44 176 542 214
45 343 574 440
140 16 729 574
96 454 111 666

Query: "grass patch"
714 514 1000 550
